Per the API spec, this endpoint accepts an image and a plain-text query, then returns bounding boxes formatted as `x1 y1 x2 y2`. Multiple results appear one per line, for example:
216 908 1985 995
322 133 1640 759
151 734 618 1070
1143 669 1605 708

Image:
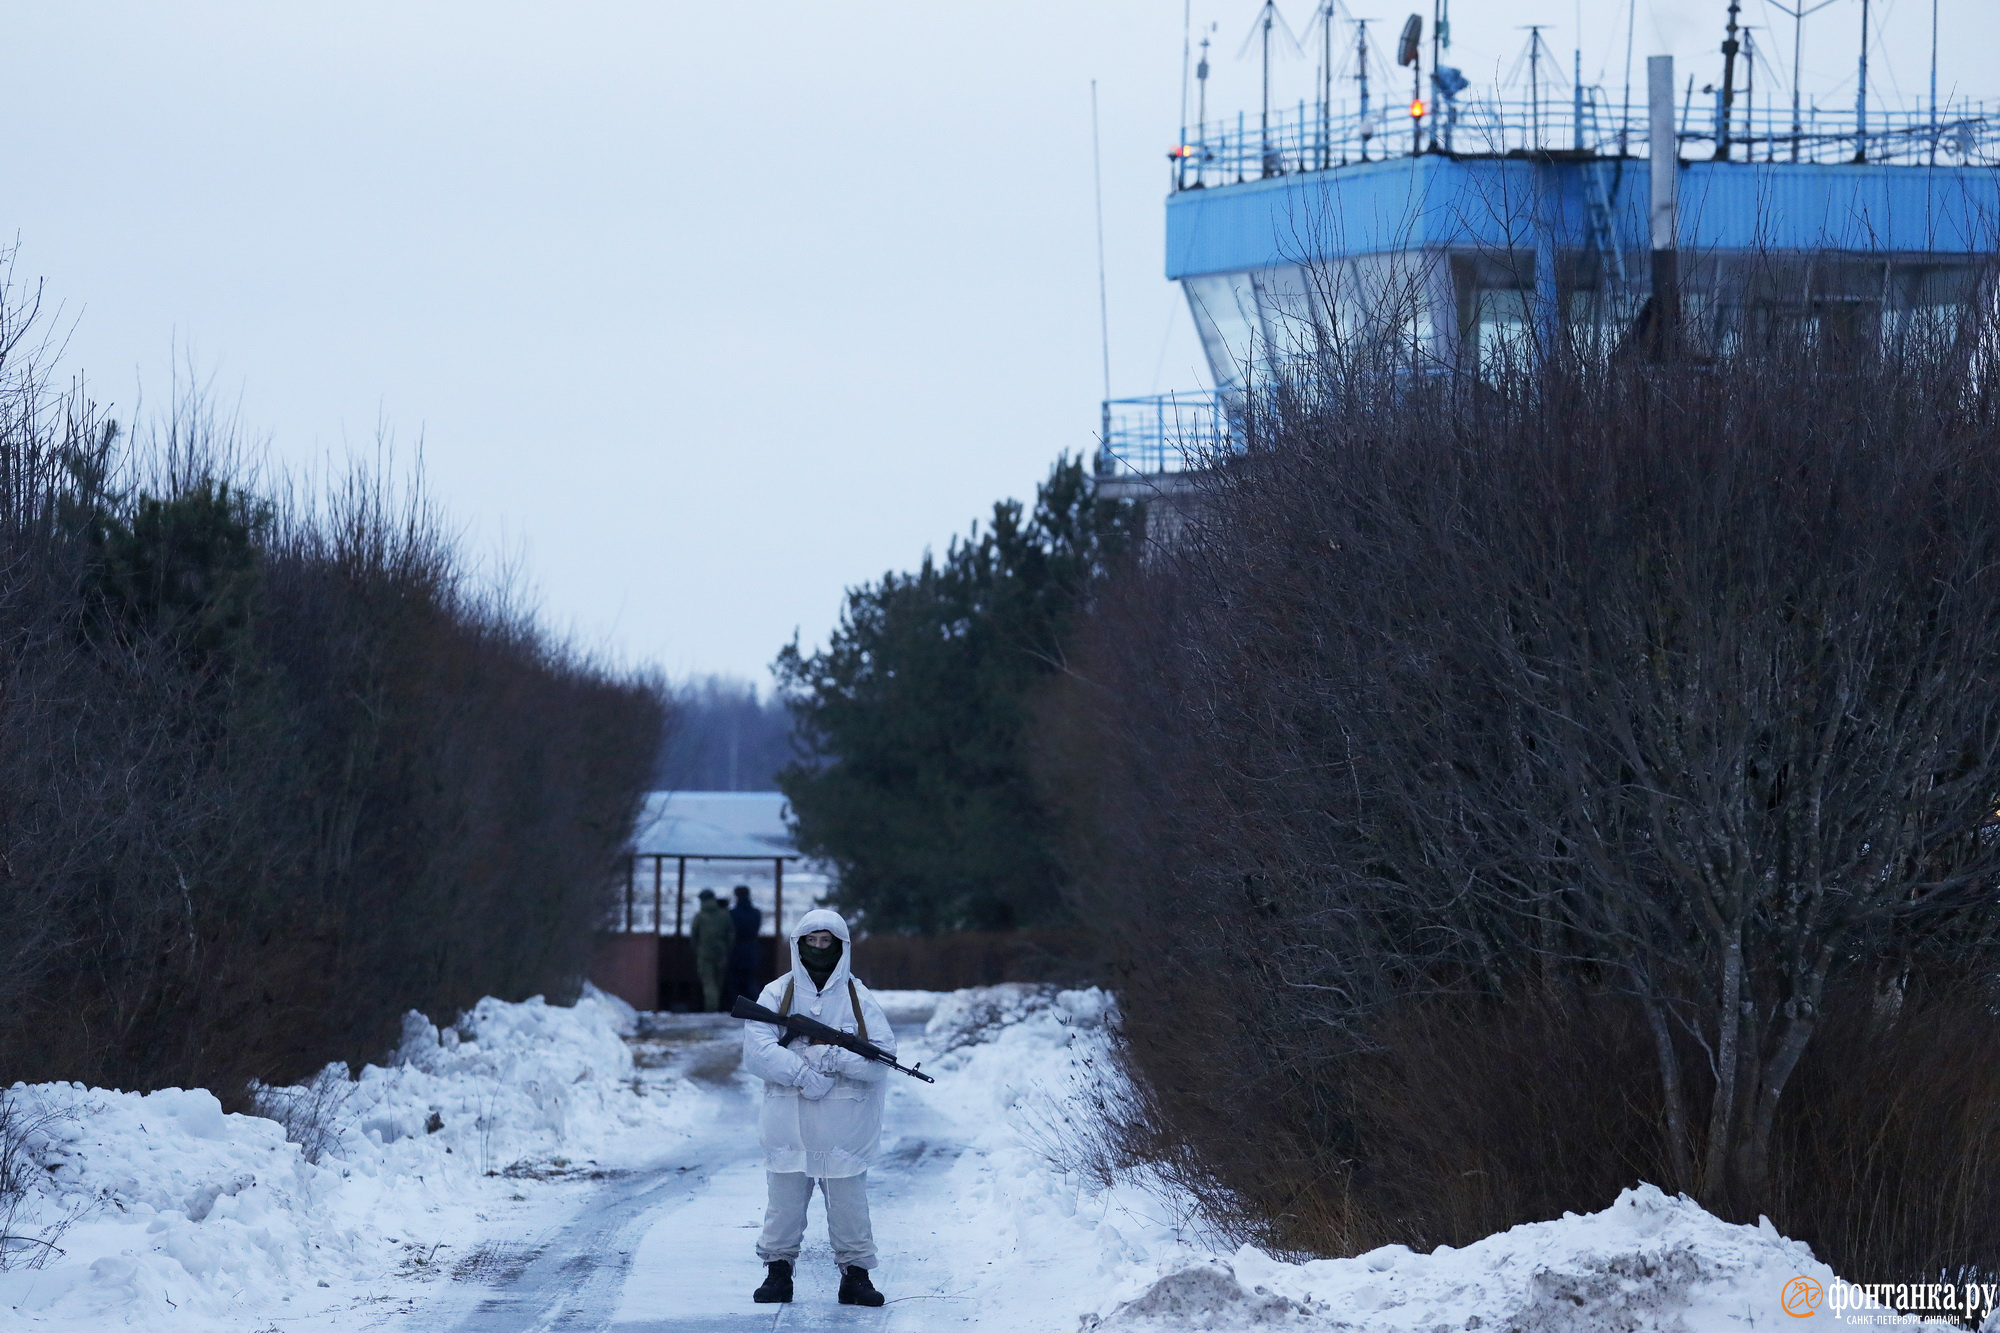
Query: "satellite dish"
1397 14 1423 67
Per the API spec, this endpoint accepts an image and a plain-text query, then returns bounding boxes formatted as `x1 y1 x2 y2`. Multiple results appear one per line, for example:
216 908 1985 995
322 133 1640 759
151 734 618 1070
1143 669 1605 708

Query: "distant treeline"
0 304 663 1097
654 676 792 792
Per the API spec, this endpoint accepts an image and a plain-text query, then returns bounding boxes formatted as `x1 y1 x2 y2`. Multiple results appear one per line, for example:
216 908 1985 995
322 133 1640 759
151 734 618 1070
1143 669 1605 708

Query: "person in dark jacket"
690 890 735 1012
727 884 764 1000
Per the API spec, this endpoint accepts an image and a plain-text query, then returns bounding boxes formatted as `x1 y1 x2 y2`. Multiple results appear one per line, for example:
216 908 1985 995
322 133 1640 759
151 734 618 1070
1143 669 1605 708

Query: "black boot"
753 1260 794 1303
838 1265 885 1307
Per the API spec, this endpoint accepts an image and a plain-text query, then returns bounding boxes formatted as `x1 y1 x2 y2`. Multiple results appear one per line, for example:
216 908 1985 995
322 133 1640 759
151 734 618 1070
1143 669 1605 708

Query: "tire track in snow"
411 1025 760 1333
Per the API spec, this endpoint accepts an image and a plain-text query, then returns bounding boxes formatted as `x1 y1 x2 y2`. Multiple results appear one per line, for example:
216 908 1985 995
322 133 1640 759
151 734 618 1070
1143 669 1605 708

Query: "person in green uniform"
690 889 735 1012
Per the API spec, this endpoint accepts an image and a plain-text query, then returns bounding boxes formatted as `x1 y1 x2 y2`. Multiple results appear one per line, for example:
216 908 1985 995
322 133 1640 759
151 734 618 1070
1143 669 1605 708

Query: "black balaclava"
799 937 842 989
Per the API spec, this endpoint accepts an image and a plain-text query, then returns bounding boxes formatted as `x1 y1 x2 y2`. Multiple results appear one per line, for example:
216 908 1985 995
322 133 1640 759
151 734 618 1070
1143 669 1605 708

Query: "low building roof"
631 791 799 860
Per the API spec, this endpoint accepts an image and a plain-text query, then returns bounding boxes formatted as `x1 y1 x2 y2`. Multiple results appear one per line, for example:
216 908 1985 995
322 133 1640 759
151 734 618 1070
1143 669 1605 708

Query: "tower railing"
1174 94 2000 188
1097 392 1231 478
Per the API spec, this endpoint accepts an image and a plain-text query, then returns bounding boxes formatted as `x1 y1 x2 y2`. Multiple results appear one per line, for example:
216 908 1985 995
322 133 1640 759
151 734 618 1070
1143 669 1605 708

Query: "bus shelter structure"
594 791 812 1011
622 790 803 938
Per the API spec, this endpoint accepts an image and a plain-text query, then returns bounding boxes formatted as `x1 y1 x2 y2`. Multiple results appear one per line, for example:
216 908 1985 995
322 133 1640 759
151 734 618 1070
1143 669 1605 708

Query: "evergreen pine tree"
775 456 1137 933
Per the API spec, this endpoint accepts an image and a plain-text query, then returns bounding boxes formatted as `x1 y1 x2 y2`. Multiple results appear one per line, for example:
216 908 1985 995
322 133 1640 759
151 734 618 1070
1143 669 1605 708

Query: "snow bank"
279 983 655 1176
0 984 694 1330
1094 1187 1849 1331
913 984 1875 1333
908 984 1221 1328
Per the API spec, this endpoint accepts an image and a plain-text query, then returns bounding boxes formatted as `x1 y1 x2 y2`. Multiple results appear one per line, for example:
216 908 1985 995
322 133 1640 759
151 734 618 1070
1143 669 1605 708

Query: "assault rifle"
730 995 936 1083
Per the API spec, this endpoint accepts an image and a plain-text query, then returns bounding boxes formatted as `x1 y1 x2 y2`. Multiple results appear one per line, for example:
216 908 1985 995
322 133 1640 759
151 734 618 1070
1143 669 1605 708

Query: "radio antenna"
1320 0 1336 169
1621 0 1636 150
1239 2 1303 177
1522 25 1549 151
1853 0 1870 162
1397 13 1424 157
1355 18 1374 161
1742 27 1757 160
1179 0 1192 162
1431 0 1446 151
1766 0 1838 164
1713 0 1742 160
1929 0 1940 165
1092 80 1111 406
1197 29 1212 138
1262 2 1274 171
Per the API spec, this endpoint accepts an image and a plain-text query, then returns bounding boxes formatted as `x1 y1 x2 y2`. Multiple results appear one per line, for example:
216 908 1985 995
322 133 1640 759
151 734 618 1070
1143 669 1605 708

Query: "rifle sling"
775 975 868 1047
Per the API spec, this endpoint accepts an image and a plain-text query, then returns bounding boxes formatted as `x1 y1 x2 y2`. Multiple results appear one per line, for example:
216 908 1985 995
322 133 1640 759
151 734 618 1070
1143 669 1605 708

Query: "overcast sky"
5 2 1989 685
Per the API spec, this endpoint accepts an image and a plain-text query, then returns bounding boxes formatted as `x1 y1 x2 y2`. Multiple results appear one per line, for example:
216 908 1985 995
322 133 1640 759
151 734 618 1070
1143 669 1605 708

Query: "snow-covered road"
424 1011 968 1332
603 1014 964 1332
4 984 1881 1332
4 984 1156 1332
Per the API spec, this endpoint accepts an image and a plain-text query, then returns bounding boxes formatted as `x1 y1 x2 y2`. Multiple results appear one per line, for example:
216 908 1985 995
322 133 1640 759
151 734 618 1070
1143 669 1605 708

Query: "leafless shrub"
1047 281 2000 1275
250 1064 356 1166
0 275 665 1098
0 1089 87 1271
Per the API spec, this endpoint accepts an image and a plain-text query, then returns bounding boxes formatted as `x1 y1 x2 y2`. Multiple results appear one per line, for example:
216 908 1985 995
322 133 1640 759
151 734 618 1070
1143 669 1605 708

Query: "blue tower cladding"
1098 34 2000 485
1167 158 1999 389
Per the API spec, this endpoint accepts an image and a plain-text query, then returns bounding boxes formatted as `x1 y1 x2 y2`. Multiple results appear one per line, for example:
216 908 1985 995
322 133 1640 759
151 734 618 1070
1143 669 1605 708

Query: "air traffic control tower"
1097 3 2000 491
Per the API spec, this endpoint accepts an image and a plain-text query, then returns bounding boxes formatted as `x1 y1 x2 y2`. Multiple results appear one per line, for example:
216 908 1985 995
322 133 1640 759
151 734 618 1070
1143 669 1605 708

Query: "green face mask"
798 938 842 981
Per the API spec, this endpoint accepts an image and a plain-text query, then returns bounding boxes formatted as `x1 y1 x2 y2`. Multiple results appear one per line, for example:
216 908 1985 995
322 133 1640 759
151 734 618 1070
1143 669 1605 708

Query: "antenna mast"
1322 2 1336 169
1620 0 1636 150
1853 0 1870 163
1397 14 1424 157
1261 0 1275 176
1431 0 1445 151
1196 32 1212 185
1179 0 1192 168
1091 81 1111 407
1929 0 1940 165
1573 45 1584 152
1355 19 1374 161
1524 25 1547 151
1713 0 1742 160
1197 32 1212 130
1742 27 1757 161
1768 0 1836 164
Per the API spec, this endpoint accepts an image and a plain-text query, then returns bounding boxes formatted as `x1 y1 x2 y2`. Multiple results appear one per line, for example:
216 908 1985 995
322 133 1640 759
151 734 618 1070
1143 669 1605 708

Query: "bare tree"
1053 303 2000 1243
0 276 665 1097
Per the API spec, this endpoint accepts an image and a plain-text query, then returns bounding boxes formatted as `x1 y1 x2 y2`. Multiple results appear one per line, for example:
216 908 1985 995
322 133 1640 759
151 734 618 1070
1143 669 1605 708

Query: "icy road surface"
420 1011 967 1332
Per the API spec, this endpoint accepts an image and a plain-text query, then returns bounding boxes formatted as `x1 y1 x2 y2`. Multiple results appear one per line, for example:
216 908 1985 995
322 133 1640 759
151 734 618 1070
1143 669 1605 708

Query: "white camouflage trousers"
756 1171 877 1269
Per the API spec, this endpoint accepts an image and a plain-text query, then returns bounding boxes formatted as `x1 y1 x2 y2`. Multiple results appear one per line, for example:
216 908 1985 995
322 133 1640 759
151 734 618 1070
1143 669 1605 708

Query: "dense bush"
0 301 664 1096
1046 313 2000 1280
778 456 1136 933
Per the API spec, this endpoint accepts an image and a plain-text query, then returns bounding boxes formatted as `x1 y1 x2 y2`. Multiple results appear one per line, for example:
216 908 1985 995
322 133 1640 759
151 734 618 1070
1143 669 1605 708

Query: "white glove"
797 1065 834 1101
821 1046 873 1078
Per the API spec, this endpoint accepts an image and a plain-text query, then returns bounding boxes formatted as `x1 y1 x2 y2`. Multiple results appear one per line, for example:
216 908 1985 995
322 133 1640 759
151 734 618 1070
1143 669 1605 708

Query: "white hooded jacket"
740 908 895 1178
